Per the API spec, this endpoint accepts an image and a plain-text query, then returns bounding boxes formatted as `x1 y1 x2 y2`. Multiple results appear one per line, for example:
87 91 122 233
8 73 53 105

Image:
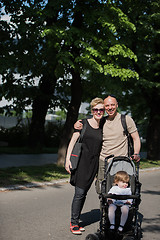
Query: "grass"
0 164 69 187
139 159 160 169
0 159 160 188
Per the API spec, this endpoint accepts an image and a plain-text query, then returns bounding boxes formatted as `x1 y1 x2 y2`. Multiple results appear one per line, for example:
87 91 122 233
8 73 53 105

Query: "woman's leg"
71 186 87 225
108 204 117 228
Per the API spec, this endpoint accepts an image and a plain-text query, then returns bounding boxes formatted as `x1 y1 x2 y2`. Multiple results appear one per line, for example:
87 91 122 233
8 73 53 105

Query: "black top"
70 119 103 191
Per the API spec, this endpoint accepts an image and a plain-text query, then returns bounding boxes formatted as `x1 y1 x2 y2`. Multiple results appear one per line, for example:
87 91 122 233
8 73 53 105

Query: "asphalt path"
0 169 160 240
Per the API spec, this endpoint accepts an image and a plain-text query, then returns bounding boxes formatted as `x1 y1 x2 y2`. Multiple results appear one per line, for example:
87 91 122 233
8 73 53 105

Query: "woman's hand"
65 160 72 174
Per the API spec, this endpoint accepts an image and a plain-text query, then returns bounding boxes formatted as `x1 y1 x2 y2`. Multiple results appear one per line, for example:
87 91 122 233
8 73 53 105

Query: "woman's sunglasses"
92 108 105 113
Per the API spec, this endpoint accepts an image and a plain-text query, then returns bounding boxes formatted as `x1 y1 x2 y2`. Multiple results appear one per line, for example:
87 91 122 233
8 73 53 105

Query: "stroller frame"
86 155 142 240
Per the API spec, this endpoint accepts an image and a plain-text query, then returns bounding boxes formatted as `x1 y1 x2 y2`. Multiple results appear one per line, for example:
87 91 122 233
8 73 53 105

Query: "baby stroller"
85 155 142 240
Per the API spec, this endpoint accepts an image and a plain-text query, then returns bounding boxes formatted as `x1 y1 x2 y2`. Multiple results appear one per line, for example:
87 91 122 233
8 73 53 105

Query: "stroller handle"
104 193 139 200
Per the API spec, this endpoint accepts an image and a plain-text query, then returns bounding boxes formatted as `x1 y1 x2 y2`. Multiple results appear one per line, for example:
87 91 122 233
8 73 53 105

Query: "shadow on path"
80 209 100 227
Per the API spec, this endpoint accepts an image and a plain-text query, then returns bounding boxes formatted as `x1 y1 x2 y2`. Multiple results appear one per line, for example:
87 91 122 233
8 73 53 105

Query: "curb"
0 178 70 192
1 167 160 192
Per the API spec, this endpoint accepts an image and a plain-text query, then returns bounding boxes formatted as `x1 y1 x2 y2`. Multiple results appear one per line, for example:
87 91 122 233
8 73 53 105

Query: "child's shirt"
108 185 133 206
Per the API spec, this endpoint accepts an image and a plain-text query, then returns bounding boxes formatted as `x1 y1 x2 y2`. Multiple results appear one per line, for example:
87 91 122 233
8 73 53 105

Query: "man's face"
104 96 118 119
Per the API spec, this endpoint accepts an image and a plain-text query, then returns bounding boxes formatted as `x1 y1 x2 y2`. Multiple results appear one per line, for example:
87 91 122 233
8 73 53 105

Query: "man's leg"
95 159 105 194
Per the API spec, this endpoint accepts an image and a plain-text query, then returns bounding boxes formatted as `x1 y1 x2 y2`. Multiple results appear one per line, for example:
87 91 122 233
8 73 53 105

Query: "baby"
107 171 133 234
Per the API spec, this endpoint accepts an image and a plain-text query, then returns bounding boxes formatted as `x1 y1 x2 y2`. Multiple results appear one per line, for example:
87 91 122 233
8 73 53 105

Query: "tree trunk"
57 3 83 165
28 74 56 150
147 90 160 160
57 70 82 166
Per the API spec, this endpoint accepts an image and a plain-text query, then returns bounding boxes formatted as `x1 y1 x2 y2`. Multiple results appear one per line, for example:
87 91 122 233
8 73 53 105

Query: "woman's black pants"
71 186 88 225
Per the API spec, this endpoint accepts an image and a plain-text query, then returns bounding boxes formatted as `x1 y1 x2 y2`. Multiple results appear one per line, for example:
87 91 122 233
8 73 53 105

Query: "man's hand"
74 120 83 130
131 154 140 162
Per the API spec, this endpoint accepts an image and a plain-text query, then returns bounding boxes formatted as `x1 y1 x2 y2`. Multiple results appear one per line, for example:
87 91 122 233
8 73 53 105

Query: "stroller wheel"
85 233 99 240
122 237 134 240
135 226 142 240
122 235 134 240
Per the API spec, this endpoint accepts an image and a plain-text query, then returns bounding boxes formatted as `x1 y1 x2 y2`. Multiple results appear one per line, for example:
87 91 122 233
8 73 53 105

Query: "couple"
65 95 141 235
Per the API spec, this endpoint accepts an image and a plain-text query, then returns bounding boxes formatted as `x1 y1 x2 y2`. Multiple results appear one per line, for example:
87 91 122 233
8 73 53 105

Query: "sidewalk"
0 153 58 168
0 152 147 169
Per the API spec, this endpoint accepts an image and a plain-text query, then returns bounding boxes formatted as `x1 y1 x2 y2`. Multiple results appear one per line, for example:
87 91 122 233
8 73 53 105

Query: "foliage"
2 0 159 159
44 121 64 148
0 125 29 147
0 0 139 116
111 0 160 159
0 120 64 148
55 110 66 121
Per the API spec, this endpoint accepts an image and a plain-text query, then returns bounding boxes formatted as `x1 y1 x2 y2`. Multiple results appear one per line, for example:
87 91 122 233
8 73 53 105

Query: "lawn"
139 159 160 169
0 164 69 187
0 159 160 188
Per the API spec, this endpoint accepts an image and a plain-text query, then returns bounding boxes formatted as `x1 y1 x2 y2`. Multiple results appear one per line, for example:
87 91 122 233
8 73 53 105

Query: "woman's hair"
113 171 129 185
90 97 104 109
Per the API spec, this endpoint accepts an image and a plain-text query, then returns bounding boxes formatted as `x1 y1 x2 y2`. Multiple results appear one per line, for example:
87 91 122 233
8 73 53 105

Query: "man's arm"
74 119 83 130
131 131 141 162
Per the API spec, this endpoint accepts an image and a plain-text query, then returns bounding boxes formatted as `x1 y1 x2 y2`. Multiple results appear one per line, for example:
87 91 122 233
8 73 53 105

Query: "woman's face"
91 103 104 120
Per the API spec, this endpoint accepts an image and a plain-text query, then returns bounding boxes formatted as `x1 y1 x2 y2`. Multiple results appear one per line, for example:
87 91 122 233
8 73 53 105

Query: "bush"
44 121 64 148
0 124 29 147
0 121 64 149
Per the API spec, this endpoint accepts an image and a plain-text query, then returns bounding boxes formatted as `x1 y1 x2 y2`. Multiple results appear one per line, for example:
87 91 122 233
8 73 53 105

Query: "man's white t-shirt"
100 113 137 161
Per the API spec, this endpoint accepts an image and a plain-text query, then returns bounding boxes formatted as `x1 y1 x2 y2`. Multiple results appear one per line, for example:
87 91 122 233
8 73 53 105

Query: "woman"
65 97 104 235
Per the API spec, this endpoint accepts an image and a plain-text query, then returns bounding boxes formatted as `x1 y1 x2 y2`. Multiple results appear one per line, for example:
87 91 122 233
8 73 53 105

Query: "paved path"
0 153 58 168
0 169 160 240
0 152 147 168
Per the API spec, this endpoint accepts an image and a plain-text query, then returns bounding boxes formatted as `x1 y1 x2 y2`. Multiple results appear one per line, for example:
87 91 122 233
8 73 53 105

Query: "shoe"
117 226 124 236
117 229 123 236
109 224 115 234
79 226 85 232
70 223 82 235
109 224 115 230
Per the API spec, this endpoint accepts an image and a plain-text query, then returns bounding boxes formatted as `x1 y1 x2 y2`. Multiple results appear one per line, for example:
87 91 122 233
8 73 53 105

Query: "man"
74 95 141 187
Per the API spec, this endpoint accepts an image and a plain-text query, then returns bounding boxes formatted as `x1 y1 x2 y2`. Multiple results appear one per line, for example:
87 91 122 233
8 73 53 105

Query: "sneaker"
70 223 82 235
117 226 124 236
79 226 85 232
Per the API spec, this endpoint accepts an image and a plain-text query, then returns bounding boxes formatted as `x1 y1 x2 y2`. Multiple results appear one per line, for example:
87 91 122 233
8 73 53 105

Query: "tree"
116 0 160 160
1 0 139 163
55 0 139 165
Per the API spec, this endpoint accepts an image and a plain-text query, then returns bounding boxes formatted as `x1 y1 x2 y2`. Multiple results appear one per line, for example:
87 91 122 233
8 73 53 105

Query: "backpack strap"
121 114 134 156
121 114 129 136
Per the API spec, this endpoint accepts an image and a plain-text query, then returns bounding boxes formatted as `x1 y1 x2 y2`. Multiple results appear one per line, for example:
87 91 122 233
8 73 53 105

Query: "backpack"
99 114 134 157
121 114 134 157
